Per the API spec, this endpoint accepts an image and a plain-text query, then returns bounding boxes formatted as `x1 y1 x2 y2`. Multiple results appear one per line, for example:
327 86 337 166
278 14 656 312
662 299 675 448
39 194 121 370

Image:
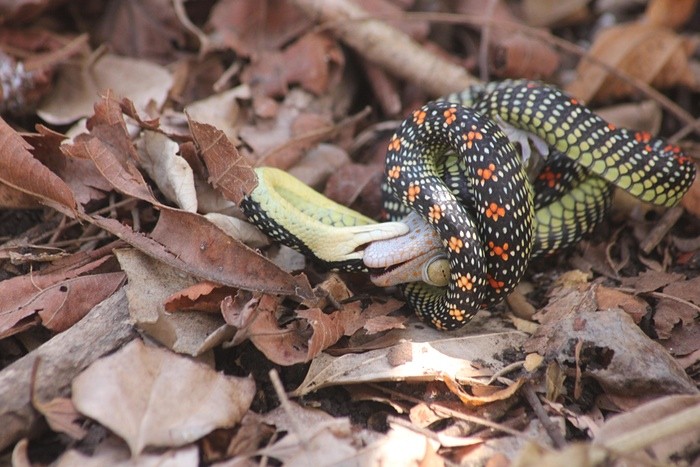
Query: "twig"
369 383 532 440
640 206 684 254
522 382 566 448
269 369 309 446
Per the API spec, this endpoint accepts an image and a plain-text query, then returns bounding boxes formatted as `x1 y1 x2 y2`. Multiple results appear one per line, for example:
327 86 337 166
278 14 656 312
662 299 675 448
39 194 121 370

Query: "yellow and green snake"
241 80 696 330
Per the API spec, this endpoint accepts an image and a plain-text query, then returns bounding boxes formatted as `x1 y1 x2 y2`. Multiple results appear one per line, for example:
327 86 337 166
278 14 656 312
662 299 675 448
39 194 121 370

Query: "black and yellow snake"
241 80 696 330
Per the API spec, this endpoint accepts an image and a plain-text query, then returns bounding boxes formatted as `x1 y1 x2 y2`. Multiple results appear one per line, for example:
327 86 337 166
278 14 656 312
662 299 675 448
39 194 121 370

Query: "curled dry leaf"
165 281 236 313
566 22 696 102
188 118 257 204
61 94 158 204
72 339 256 456
0 117 76 211
138 130 198 212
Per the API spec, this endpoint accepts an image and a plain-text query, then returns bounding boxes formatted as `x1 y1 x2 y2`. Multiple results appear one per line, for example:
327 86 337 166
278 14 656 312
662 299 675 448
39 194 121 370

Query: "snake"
241 80 696 330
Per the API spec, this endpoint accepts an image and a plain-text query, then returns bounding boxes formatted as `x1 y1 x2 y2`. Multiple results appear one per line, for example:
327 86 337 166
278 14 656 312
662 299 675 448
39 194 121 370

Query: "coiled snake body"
242 80 696 330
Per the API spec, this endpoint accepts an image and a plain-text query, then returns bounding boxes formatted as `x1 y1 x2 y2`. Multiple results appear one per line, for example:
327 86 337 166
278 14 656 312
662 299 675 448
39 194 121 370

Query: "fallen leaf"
61 94 158 204
115 248 230 356
0 117 76 211
593 394 700 464
0 257 117 338
653 297 699 340
72 339 255 456
525 309 697 396
662 276 700 304
137 130 198 212
595 286 649 323
567 23 696 102
188 118 257 204
38 53 173 125
37 272 125 332
165 281 236 313
293 317 528 396
33 397 87 441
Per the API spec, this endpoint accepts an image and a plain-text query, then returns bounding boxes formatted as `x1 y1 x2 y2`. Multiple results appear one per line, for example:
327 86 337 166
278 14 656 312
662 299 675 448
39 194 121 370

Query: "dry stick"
0 288 136 452
368 383 531 440
521 382 566 449
639 206 685 254
290 0 478 97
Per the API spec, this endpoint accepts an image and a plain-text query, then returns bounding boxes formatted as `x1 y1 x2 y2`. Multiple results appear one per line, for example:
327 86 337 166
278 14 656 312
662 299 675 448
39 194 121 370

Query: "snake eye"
422 255 450 287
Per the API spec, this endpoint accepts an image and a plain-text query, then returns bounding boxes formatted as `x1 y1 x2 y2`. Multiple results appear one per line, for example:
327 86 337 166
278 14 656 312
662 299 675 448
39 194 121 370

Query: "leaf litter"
0 0 699 465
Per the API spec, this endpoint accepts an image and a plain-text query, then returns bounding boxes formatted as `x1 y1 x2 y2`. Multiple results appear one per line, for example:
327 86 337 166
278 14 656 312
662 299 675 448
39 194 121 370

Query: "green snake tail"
384 102 534 330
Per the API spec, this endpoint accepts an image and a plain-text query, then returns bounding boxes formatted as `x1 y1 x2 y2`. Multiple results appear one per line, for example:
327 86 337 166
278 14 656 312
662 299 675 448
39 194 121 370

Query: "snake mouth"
368 250 446 287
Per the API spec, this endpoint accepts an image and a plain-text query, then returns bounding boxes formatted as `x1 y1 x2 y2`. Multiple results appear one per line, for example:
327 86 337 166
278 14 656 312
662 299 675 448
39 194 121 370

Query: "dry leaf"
115 248 229 356
0 257 118 338
165 281 236 313
293 319 527 396
567 23 696 102
33 397 87 440
138 130 198 212
188 118 257 204
525 309 697 396
593 394 700 464
38 53 173 125
0 117 76 211
595 286 649 323
61 94 158 204
72 339 255 456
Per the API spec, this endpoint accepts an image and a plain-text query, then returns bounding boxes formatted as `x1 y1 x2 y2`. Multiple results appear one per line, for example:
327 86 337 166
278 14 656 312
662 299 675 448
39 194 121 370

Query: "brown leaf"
115 248 228 356
165 281 236 313
188 118 257 204
150 208 313 298
61 94 158 203
207 0 311 57
72 339 256 456
619 270 685 293
644 0 699 28
92 0 187 60
566 23 696 102
595 286 650 323
281 32 344 95
0 117 76 211
28 125 114 206
654 297 699 340
38 272 125 332
525 309 697 396
33 397 87 441
225 294 309 365
37 54 173 125
0 257 115 339
663 276 700 305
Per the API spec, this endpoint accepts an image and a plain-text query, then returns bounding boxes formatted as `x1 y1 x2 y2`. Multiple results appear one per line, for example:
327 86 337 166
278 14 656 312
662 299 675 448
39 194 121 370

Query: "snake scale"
241 80 696 330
